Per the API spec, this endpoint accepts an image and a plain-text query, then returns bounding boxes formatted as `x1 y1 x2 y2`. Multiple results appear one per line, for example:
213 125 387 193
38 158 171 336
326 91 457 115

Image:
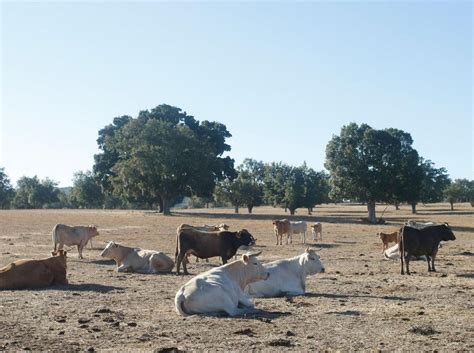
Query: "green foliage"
444 179 474 209
263 162 329 215
70 171 104 208
93 104 235 214
0 168 14 209
12 176 60 209
419 159 451 204
325 123 425 221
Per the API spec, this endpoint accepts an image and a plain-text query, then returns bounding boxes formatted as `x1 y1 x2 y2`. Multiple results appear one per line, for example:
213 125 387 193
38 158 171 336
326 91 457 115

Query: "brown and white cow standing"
52 224 99 259
0 250 68 290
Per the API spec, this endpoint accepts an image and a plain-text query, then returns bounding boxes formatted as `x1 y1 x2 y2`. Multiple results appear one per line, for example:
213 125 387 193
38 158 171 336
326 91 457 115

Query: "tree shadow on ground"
304 292 414 301
456 273 474 279
42 283 124 293
172 211 368 226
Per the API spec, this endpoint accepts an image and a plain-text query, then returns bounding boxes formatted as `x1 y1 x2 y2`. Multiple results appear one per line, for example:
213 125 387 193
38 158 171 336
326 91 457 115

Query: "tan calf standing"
377 231 399 253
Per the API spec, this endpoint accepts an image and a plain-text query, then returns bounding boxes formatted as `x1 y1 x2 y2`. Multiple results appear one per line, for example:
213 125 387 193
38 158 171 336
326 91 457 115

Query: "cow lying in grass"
101 241 174 274
175 252 269 316
0 250 68 290
245 248 325 297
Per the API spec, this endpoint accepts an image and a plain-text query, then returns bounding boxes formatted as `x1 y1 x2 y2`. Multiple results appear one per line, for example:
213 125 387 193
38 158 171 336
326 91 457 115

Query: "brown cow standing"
272 219 291 245
0 250 68 290
377 231 399 253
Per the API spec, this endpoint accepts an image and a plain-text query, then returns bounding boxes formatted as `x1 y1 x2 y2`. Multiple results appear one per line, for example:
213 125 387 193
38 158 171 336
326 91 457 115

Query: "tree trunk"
234 205 239 214
247 205 253 214
450 201 454 211
158 197 163 213
367 201 377 224
395 202 400 210
411 202 417 214
162 197 171 215
307 208 312 215
289 208 296 215
284 207 287 213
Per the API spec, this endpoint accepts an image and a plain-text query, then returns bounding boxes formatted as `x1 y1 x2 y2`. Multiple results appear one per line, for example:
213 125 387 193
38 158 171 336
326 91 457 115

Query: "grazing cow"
377 231 399 253
0 250 68 290
52 224 99 259
290 221 308 244
100 241 174 273
311 223 323 241
399 224 456 275
175 252 269 316
272 219 291 245
175 229 256 275
245 248 325 297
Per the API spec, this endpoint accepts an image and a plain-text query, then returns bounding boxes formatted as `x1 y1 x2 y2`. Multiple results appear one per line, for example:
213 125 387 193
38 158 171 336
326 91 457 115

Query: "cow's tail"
174 289 189 316
52 224 59 251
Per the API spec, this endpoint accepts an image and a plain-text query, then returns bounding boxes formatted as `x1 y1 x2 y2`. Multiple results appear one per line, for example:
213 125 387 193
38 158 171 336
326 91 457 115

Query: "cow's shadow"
88 259 116 265
206 309 291 320
304 292 414 301
44 283 124 293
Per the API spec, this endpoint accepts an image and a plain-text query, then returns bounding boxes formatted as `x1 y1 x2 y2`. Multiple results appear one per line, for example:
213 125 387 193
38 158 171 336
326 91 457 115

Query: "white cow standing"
289 221 308 244
52 224 99 259
100 241 174 273
245 248 325 297
175 252 269 316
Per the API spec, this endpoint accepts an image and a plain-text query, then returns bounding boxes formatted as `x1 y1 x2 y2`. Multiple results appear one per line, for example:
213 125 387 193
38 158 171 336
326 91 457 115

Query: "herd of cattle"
0 218 456 316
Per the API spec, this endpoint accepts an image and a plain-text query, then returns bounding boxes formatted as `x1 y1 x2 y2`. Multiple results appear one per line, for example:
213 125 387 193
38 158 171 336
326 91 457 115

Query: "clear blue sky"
1 1 472 187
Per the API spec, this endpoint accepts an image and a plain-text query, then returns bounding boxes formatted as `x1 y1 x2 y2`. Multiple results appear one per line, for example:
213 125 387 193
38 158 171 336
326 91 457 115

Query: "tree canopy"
0 168 14 209
12 176 60 209
93 104 235 214
325 123 424 222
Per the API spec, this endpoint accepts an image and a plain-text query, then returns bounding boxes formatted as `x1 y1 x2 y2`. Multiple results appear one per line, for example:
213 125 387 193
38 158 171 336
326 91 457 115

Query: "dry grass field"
0 203 473 352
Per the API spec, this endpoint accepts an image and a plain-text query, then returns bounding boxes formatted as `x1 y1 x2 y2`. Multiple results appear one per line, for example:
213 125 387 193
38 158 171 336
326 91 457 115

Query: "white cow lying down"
175 252 269 316
245 248 325 297
383 244 427 261
100 241 174 273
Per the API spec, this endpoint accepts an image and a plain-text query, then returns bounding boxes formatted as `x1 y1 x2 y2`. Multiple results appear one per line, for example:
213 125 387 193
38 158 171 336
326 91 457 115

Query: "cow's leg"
320 230 322 241
89 239 93 249
400 251 404 275
426 256 432 272
405 254 411 275
78 241 86 259
431 251 438 272
176 252 187 275
117 264 131 272
221 255 228 265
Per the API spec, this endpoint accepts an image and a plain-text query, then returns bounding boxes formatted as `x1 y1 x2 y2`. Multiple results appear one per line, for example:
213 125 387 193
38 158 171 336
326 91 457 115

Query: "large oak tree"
93 104 235 214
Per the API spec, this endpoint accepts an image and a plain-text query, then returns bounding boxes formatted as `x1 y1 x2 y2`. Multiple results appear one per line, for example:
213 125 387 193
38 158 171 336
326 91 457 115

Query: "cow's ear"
51 251 57 256
236 231 242 238
242 254 249 263
305 247 310 253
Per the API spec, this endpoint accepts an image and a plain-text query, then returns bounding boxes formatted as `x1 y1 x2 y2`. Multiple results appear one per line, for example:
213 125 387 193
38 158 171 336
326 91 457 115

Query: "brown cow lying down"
0 250 68 290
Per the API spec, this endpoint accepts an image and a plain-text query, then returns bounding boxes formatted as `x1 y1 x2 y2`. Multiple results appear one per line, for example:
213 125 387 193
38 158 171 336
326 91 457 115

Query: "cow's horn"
247 250 262 257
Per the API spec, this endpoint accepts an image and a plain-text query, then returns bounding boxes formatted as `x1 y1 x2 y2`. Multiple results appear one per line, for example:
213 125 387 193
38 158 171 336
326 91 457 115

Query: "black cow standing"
175 229 256 275
399 224 456 275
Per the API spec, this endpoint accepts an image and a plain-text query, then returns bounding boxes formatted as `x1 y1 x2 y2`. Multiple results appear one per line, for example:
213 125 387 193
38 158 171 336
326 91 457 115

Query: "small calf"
311 223 323 241
377 231 399 253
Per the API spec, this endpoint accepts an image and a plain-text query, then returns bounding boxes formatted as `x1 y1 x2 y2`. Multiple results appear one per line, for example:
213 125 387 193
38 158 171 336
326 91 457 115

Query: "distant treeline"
1 104 473 223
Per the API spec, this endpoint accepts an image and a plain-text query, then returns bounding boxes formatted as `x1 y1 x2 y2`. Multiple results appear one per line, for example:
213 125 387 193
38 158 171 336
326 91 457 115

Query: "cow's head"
100 241 119 258
300 248 325 275
88 225 100 238
242 251 269 282
51 250 68 257
440 224 456 241
218 223 229 231
237 229 256 246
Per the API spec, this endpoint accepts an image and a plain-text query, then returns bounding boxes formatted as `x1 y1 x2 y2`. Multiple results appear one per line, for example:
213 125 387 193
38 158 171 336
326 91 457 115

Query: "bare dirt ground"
0 203 473 352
